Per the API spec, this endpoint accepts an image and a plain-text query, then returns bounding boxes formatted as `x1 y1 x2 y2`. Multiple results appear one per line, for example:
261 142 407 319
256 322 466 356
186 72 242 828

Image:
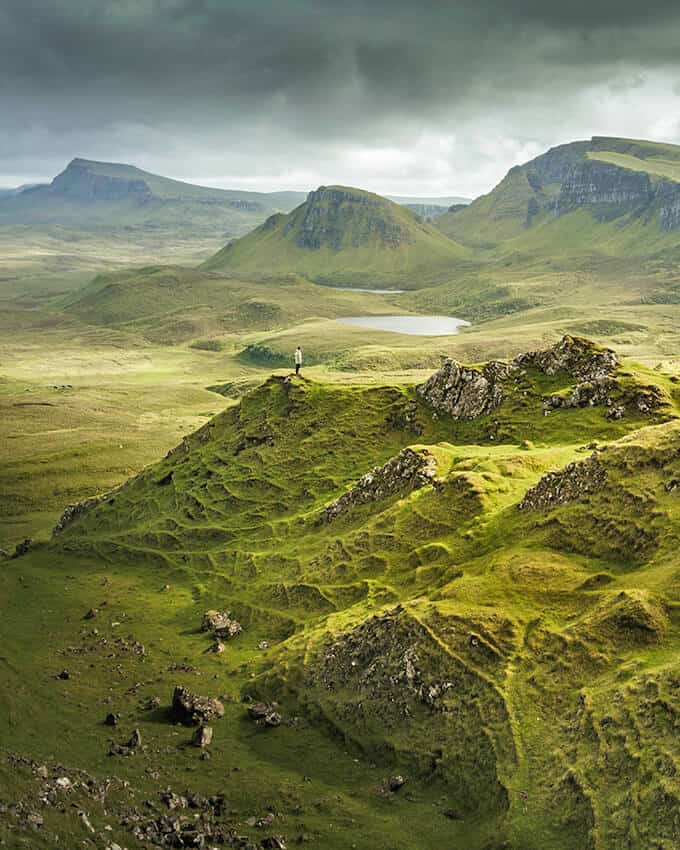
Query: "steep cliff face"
438 135 680 243
555 159 654 219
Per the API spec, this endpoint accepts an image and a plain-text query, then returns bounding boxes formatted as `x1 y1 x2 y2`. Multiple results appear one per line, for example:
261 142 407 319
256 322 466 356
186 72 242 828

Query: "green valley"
3 135 680 850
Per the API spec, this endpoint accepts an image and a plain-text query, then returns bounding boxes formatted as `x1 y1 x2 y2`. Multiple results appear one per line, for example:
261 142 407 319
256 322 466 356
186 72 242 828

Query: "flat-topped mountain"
438 135 680 251
203 184 467 287
0 158 307 237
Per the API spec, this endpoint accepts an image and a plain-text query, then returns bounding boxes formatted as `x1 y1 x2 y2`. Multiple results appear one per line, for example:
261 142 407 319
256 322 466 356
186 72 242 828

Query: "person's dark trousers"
295 364 300 375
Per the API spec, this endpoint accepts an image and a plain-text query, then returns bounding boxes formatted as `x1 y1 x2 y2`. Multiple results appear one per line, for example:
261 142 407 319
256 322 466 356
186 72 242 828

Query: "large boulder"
171 687 225 725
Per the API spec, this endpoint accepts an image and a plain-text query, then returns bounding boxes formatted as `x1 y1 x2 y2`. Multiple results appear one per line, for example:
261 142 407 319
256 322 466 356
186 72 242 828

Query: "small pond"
337 315 470 336
329 286 405 294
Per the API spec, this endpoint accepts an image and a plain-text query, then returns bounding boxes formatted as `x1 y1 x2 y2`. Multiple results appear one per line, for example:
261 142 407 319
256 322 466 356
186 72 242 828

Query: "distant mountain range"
0 158 307 238
0 158 468 239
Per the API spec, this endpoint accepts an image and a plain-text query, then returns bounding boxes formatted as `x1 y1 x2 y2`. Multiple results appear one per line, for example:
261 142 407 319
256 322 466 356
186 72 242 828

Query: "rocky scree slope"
4 336 680 850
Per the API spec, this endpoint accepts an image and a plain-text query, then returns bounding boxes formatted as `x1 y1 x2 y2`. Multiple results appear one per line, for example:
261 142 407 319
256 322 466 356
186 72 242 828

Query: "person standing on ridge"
294 346 302 375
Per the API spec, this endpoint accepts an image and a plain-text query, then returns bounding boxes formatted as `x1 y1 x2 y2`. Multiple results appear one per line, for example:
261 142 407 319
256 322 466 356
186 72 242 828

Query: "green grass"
2 352 678 849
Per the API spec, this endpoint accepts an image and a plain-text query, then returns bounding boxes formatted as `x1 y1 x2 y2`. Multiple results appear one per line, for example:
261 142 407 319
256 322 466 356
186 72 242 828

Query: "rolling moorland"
1 135 680 849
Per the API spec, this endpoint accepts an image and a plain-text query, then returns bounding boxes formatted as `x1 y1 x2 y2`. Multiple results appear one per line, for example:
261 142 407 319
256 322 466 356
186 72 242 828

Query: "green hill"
203 185 468 288
2 337 679 849
437 136 680 254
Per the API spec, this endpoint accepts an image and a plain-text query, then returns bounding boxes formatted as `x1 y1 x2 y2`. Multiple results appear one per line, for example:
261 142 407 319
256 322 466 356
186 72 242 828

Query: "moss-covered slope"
1 337 679 850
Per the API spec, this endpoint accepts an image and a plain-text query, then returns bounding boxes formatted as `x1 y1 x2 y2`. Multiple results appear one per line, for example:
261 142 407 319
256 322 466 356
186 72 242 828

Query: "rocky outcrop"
319 448 438 523
417 359 513 420
171 687 225 725
515 335 618 382
53 497 103 535
544 379 616 412
544 376 665 418
518 453 607 512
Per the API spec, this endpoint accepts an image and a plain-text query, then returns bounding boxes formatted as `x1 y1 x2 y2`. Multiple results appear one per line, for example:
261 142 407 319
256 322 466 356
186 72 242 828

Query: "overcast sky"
3 0 680 197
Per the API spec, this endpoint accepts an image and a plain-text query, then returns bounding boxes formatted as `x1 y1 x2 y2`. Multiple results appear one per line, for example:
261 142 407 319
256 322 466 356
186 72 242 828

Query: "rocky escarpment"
555 159 654 219
319 447 438 523
518 453 607 511
416 359 513 420
285 186 413 250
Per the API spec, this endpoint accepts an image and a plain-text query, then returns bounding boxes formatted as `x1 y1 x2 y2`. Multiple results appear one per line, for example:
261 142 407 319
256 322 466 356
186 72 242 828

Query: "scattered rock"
83 608 98 620
55 777 72 790
247 702 282 727
172 686 225 725
205 640 225 654
79 810 95 833
128 728 142 749
26 812 44 829
57 670 70 680
11 538 32 558
544 378 615 411
258 640 270 650
191 725 213 748
109 728 143 757
35 765 49 780
261 837 287 849
388 775 406 792
518 453 607 512
104 712 119 727
319 448 438 523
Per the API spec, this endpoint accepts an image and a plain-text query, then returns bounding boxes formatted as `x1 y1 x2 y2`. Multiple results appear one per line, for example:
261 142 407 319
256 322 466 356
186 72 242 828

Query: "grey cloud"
3 1 680 193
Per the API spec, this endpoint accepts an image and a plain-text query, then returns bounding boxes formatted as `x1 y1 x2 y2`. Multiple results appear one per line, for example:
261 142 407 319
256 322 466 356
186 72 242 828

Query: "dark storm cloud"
3 0 680 193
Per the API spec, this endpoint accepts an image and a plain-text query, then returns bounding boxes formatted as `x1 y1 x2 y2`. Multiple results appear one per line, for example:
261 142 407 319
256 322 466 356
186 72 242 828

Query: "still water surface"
337 315 470 336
